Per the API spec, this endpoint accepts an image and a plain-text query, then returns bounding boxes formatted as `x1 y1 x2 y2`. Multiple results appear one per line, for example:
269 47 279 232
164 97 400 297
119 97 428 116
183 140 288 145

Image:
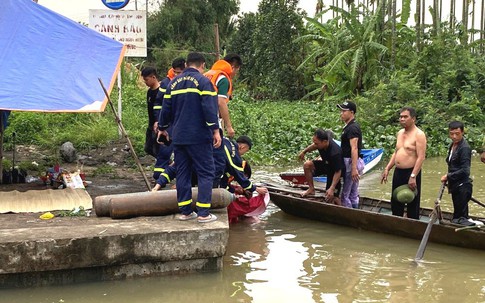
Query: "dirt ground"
0 140 157 199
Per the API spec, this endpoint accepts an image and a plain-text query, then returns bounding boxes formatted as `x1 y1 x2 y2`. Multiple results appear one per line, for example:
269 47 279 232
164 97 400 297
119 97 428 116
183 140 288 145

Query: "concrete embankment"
0 210 228 288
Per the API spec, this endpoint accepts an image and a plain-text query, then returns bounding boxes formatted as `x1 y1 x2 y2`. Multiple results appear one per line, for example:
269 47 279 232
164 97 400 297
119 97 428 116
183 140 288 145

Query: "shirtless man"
381 107 427 219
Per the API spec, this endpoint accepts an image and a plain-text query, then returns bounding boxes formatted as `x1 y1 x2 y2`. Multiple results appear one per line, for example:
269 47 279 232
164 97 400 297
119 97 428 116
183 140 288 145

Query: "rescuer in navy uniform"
152 58 186 181
158 52 221 223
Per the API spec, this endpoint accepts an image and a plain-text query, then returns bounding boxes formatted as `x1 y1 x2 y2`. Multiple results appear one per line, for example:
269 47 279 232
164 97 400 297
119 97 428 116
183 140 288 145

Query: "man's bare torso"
394 127 423 169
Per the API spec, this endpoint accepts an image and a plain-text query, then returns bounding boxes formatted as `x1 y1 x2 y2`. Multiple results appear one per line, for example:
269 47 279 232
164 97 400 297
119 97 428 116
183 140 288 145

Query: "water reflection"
2 157 485 303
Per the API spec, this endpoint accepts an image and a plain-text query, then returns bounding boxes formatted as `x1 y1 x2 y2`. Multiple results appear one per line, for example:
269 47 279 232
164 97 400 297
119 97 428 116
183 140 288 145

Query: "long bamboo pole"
98 78 152 191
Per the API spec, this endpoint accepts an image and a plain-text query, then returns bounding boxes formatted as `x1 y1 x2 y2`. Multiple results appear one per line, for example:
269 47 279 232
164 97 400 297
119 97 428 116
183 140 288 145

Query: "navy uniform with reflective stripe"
218 138 256 193
158 67 219 217
152 76 174 180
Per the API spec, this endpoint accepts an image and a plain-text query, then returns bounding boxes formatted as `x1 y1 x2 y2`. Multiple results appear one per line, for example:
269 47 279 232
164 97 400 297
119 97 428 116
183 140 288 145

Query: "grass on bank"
2 74 485 172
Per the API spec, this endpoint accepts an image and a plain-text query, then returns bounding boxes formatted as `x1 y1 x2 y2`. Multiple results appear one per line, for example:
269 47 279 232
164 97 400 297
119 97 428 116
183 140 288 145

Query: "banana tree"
296 3 388 99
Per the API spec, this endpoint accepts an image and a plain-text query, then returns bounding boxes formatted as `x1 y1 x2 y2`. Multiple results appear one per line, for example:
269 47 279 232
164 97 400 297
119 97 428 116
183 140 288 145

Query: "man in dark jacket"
440 121 474 226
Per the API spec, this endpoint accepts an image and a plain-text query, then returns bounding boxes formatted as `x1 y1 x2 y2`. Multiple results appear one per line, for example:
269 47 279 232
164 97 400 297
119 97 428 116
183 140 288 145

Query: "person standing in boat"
298 129 345 205
337 101 364 208
381 107 427 219
440 121 474 226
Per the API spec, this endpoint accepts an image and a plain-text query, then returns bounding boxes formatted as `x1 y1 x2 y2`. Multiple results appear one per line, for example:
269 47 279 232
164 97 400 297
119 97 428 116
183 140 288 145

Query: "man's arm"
326 169 341 203
298 143 318 161
218 98 235 138
350 138 359 182
381 130 402 184
409 130 427 190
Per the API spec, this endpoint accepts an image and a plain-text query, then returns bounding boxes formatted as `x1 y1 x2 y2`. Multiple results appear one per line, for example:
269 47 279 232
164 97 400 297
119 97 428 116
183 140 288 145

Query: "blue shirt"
159 67 219 145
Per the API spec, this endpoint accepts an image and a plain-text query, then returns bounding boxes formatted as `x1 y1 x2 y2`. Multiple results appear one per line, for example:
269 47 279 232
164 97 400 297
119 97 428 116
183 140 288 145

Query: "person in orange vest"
205 54 242 188
204 53 242 138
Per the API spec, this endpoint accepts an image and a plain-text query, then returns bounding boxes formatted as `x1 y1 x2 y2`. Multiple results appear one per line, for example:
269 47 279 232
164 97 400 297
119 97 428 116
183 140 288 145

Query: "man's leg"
173 145 193 216
451 183 472 219
188 143 215 218
341 158 353 208
349 158 365 208
405 171 421 219
301 160 316 197
153 144 173 180
390 168 409 217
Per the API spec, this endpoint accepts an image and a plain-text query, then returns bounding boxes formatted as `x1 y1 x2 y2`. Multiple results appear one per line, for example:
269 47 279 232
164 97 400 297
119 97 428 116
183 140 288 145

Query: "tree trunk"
450 0 455 30
463 0 469 45
472 0 476 47
421 0 426 31
480 0 485 54
391 0 397 67
416 0 422 51
433 0 440 35
439 0 442 21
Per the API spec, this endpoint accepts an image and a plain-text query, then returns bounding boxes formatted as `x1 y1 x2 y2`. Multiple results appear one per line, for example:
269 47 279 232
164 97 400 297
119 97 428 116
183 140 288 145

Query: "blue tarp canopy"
0 0 126 112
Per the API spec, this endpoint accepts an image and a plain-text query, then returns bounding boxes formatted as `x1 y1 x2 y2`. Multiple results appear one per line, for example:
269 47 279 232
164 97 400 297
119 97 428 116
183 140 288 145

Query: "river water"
2 157 485 303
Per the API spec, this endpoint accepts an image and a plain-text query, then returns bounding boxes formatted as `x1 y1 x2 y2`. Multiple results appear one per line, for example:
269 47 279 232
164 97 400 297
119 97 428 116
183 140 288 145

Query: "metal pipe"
93 188 235 219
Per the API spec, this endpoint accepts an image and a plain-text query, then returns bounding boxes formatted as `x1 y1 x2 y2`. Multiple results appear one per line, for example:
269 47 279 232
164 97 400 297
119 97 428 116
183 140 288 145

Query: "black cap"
236 135 253 149
337 101 357 113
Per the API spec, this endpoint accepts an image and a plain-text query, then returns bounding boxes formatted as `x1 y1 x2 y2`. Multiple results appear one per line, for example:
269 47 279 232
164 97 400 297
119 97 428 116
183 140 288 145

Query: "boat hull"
268 185 485 251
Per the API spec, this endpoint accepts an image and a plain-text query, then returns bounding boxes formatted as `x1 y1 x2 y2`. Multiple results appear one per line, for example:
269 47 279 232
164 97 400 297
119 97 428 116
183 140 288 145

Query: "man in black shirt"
298 129 345 204
337 101 364 208
141 67 164 158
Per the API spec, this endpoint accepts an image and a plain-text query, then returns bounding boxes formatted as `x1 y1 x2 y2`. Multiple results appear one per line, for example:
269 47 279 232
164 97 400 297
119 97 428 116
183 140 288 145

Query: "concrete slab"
0 209 229 288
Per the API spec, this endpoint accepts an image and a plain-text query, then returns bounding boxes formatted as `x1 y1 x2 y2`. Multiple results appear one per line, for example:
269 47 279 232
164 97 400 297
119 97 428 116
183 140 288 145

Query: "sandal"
197 214 218 223
178 212 197 221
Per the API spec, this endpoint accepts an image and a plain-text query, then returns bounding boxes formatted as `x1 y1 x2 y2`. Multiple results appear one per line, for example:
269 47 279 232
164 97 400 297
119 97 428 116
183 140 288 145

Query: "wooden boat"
280 148 384 185
266 183 485 251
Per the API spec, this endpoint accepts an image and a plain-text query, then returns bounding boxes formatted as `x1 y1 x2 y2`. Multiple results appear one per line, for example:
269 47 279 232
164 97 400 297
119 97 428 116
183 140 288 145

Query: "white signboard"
89 9 147 57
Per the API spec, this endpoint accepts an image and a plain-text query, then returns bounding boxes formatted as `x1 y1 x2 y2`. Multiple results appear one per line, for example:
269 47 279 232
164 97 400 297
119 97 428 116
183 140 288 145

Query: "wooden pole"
98 78 152 191
214 23 220 61
414 182 446 262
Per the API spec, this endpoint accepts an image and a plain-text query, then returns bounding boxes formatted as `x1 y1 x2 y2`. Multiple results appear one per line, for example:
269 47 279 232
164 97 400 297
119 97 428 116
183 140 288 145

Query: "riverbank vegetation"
3 0 485 167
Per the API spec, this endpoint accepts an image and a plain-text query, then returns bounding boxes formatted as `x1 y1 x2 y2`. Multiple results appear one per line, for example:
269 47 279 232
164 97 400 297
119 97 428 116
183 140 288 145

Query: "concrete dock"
0 209 229 288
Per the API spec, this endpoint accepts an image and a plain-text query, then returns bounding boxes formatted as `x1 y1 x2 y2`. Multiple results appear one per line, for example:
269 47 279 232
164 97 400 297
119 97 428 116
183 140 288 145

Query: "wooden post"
214 23 220 61
98 79 152 191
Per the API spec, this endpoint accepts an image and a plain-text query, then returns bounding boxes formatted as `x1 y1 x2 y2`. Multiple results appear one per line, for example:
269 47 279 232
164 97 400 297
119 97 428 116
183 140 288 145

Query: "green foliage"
92 164 117 177
230 92 342 165
3 69 147 156
58 206 88 217
146 0 239 68
229 0 307 100
298 3 388 98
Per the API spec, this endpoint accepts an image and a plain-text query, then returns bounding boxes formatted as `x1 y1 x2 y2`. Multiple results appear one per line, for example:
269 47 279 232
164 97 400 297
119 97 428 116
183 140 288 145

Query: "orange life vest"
204 60 233 101
167 68 175 80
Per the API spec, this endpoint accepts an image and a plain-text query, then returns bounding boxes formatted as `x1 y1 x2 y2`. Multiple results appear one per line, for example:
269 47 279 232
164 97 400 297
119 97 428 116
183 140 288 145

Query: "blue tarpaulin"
0 0 126 112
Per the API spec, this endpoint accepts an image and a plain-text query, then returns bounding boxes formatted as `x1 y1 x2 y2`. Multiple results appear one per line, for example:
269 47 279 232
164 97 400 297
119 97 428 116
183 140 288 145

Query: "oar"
471 197 485 208
414 181 447 262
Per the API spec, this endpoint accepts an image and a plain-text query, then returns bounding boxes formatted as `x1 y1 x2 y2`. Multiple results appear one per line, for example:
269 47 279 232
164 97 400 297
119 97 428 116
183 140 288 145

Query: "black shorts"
312 160 329 176
312 160 341 197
